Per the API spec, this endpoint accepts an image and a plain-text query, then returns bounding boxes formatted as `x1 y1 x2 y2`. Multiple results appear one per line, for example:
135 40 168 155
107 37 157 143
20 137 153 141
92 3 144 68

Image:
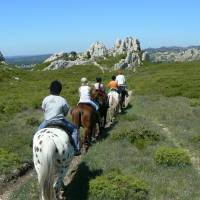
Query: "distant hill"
145 45 200 53
5 54 52 65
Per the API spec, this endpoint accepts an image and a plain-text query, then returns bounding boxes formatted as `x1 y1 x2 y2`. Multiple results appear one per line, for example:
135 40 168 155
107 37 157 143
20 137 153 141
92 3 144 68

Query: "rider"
78 77 101 120
116 69 128 106
38 80 81 156
94 77 105 93
108 75 119 92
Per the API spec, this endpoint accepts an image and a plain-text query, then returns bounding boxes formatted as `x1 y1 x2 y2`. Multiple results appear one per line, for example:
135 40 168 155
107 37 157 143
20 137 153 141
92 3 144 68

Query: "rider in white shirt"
78 77 99 110
116 69 128 107
116 70 126 86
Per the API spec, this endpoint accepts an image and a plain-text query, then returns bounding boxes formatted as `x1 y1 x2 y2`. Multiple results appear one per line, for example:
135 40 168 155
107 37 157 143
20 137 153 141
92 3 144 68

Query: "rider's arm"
41 97 46 111
62 99 70 116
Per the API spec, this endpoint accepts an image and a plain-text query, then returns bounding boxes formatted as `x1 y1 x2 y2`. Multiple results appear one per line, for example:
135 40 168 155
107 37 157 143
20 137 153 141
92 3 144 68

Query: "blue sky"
1 0 200 56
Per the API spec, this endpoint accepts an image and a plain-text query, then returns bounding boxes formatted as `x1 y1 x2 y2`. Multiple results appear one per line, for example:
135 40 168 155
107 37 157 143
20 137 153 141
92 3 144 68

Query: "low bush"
0 148 21 173
191 135 200 142
112 120 160 148
89 170 148 200
155 146 191 166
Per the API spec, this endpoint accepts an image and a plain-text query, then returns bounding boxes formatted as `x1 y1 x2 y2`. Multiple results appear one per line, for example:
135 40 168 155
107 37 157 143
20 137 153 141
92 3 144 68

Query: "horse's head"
90 88 99 100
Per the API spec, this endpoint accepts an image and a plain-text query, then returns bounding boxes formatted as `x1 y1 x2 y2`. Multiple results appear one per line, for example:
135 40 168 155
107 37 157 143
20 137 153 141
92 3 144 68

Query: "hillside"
5 54 51 65
1 61 200 199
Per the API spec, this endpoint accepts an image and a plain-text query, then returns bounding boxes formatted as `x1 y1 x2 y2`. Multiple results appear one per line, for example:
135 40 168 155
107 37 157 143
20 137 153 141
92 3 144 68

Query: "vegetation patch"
191 135 200 143
155 146 191 166
112 120 161 149
89 170 148 200
0 148 21 173
33 61 51 70
96 54 126 68
26 117 40 126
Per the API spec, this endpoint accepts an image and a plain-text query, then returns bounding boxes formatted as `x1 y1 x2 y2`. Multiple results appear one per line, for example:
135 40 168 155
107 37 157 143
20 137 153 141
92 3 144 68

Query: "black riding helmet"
96 77 102 83
112 75 116 80
50 80 62 95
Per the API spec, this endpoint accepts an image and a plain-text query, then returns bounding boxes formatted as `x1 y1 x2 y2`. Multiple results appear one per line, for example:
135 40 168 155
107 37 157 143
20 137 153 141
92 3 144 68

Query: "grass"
96 54 126 68
1 60 200 199
129 61 200 98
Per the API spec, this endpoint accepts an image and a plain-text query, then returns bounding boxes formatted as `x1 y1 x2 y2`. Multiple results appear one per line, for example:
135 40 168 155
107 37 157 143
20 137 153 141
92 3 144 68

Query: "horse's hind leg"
83 127 92 151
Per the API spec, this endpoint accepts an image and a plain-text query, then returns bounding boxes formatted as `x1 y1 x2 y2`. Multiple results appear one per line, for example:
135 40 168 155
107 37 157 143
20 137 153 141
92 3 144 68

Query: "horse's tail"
37 137 56 200
71 106 82 127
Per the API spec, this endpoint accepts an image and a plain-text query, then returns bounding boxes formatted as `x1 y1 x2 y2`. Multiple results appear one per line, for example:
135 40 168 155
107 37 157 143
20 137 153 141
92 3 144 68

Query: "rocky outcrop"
0 51 5 62
114 51 141 70
113 37 141 55
43 59 90 71
87 42 108 58
148 48 200 63
142 51 150 62
44 52 65 63
43 36 145 71
112 37 144 70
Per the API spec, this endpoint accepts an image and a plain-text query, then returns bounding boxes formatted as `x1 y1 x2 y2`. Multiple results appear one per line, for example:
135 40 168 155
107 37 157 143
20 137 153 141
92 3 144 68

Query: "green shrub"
111 120 160 149
155 146 191 166
89 171 148 200
192 135 200 142
0 148 21 171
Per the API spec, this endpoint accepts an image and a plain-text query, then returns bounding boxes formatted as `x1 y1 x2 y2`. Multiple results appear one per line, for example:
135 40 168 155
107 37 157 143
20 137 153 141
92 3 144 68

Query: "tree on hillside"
69 51 77 61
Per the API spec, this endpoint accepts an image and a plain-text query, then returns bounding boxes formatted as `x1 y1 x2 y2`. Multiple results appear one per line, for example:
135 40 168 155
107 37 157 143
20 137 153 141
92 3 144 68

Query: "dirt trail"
158 123 200 175
0 154 82 200
0 170 35 200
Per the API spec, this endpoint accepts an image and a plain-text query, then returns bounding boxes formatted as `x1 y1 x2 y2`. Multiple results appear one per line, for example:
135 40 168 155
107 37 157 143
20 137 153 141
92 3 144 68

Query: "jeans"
38 118 80 152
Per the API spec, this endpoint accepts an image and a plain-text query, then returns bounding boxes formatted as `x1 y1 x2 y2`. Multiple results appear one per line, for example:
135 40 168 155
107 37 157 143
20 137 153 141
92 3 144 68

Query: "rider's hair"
118 69 123 74
50 80 62 95
112 75 116 80
96 77 102 83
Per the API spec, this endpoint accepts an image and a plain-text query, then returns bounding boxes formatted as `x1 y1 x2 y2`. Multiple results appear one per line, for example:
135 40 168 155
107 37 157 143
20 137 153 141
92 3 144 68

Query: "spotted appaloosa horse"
33 128 74 200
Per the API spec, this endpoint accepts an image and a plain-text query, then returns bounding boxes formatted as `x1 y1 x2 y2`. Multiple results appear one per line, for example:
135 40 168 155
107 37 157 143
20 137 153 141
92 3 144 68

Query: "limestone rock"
148 48 200 63
43 59 89 71
113 37 141 54
142 51 150 61
87 42 108 58
114 51 141 70
44 52 65 63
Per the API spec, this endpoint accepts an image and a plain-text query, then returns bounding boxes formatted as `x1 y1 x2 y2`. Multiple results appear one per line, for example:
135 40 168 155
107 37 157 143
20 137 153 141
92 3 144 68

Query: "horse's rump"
108 90 119 107
71 103 96 128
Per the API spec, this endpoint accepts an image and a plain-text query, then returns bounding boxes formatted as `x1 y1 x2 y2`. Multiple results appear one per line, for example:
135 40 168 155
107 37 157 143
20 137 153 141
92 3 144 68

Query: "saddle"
45 120 74 146
78 102 96 110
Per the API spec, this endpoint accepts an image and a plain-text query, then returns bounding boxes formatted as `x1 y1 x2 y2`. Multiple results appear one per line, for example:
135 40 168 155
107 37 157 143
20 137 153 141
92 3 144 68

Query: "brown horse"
71 103 98 150
91 88 108 128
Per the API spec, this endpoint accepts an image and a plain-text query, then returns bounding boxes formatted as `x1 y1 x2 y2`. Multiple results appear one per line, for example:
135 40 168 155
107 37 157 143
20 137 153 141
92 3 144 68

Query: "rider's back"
116 74 125 86
79 85 91 102
42 95 69 121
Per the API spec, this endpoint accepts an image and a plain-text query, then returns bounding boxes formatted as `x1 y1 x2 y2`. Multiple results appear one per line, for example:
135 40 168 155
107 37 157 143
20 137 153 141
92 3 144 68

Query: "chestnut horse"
91 88 108 128
71 103 98 150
